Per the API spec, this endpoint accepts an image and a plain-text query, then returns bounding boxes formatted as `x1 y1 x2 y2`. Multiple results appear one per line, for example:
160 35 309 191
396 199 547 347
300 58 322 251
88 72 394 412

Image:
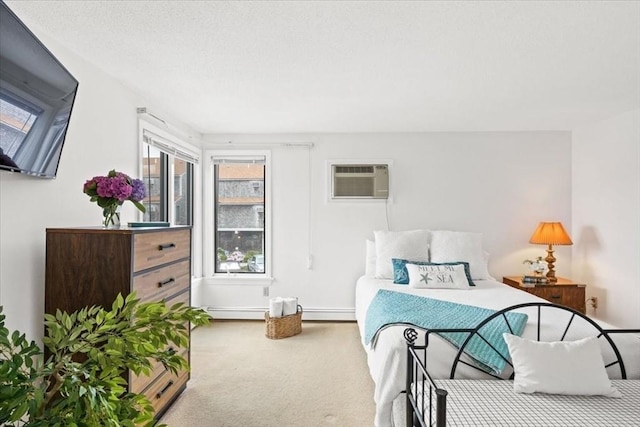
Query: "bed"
397 303 640 426
355 230 640 427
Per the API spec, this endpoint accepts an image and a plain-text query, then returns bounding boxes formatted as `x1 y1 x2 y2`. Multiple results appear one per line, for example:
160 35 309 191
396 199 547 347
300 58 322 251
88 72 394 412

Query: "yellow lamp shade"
529 222 573 246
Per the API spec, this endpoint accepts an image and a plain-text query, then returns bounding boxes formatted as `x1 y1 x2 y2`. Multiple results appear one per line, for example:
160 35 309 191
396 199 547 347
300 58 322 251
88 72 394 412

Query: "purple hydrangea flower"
83 170 147 217
130 178 146 202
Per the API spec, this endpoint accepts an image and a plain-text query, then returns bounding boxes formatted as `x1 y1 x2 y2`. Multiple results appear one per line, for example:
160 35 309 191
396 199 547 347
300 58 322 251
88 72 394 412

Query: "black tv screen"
0 1 78 178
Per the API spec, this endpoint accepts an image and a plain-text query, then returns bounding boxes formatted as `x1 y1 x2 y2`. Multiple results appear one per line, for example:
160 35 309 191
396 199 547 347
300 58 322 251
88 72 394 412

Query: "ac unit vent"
335 165 375 174
331 163 389 199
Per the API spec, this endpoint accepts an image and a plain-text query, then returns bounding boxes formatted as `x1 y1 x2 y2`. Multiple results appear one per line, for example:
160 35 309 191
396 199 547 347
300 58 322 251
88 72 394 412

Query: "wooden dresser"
502 276 586 314
45 226 192 419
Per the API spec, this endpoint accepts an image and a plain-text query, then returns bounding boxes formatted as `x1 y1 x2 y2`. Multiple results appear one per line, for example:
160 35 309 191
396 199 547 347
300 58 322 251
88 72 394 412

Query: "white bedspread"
354 275 640 427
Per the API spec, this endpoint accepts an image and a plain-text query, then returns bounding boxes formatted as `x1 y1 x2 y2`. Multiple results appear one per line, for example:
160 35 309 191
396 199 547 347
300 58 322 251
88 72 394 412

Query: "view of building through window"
141 144 164 222
173 158 193 225
215 161 265 274
141 143 193 225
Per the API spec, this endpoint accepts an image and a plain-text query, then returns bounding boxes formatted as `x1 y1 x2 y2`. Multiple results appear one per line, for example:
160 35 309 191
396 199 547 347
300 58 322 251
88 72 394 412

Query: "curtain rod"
137 107 199 141
206 141 314 148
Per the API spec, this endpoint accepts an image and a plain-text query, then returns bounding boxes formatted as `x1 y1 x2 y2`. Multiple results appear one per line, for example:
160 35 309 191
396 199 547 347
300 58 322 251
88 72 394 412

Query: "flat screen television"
0 1 78 178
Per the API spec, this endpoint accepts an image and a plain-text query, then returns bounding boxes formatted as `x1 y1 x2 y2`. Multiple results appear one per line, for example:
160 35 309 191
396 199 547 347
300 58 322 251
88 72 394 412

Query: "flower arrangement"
83 170 146 227
523 256 546 276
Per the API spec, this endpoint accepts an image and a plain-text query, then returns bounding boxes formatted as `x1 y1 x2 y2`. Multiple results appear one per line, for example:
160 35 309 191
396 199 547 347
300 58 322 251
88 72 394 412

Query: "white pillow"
406 263 472 289
503 334 621 397
430 230 491 280
374 230 430 279
365 239 376 276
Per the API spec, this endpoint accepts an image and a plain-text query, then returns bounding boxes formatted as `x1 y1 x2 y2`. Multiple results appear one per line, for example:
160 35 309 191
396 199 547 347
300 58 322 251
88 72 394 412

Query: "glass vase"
103 205 121 229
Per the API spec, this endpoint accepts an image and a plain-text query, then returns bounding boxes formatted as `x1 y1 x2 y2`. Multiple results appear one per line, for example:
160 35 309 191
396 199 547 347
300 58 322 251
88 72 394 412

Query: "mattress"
392 379 640 427
355 275 640 427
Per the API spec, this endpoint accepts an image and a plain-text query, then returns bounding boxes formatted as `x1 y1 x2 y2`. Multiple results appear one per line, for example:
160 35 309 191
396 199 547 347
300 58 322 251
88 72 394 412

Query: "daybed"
398 303 640 426
355 230 640 427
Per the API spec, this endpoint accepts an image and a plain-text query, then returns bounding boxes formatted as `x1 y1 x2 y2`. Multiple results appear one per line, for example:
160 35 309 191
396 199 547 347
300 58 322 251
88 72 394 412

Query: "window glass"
141 142 195 226
141 143 166 222
173 158 193 225
214 160 265 274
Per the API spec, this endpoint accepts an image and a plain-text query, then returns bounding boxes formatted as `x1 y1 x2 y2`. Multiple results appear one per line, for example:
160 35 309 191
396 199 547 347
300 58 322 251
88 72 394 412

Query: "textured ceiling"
5 0 640 134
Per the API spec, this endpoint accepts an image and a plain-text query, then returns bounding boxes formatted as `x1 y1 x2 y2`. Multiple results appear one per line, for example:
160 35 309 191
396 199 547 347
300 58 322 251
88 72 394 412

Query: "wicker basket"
265 305 303 339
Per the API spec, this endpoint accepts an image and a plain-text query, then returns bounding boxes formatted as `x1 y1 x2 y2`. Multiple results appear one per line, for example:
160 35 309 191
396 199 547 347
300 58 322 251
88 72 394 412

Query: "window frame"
138 118 202 278
203 149 273 285
139 122 199 224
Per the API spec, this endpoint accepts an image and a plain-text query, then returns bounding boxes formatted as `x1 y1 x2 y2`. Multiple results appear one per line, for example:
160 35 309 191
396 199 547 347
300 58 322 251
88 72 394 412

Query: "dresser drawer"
130 284 191 393
133 230 190 272
556 287 585 312
133 260 190 303
527 287 585 312
130 347 189 395
143 369 189 415
166 287 190 306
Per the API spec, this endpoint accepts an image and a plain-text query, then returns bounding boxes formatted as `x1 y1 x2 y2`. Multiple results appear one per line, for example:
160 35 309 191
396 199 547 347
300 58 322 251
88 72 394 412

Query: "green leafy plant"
216 247 227 262
0 293 211 427
243 251 257 264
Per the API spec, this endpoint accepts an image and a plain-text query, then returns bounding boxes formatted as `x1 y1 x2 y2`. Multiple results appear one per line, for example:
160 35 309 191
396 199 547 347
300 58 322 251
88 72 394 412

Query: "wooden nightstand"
502 276 586 314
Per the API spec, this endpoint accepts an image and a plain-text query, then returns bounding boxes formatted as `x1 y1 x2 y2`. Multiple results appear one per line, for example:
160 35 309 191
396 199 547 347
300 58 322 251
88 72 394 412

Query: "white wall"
572 109 640 328
200 132 573 319
0 28 195 342
0 16 580 340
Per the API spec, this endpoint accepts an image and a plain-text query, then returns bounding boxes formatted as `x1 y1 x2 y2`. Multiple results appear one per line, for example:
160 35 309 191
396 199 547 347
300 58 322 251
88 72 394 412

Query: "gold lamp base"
544 244 558 283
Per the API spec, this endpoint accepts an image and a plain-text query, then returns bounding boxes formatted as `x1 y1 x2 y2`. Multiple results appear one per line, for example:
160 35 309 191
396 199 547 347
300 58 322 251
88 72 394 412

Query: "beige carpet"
160 320 376 427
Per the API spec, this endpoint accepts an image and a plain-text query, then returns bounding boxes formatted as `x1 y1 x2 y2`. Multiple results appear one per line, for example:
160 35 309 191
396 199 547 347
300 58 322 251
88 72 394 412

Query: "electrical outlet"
587 296 598 309
263 286 269 297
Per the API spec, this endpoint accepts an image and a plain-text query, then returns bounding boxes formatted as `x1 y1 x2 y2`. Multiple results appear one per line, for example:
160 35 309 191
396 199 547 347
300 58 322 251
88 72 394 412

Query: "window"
212 154 268 275
141 144 166 222
173 158 193 225
140 127 197 225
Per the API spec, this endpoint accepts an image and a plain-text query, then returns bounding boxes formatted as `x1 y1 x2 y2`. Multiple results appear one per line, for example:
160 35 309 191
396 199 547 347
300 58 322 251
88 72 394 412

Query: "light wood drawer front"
133 260 190 303
144 369 189 416
133 230 190 272
130 348 189 394
130 281 191 395
166 288 190 306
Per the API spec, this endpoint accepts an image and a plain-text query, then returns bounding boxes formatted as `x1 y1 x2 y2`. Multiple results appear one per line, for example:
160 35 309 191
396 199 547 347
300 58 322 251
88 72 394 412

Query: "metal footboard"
402 302 640 427
404 328 447 427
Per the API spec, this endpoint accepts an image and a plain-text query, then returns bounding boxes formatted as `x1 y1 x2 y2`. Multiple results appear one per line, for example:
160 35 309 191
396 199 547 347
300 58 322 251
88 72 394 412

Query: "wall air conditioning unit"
331 163 389 199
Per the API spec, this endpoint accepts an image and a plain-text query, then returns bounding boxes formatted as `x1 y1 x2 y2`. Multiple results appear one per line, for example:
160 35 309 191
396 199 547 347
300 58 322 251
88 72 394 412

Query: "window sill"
203 275 274 286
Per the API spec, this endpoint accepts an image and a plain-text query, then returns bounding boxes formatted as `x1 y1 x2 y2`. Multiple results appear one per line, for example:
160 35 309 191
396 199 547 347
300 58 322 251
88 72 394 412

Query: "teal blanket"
364 289 528 374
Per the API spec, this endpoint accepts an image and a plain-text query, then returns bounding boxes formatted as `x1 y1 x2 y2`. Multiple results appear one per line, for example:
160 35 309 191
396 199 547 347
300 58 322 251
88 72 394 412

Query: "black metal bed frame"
402 302 640 427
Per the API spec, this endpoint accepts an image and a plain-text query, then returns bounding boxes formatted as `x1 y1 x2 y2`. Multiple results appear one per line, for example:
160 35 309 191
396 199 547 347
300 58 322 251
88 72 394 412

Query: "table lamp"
529 222 573 283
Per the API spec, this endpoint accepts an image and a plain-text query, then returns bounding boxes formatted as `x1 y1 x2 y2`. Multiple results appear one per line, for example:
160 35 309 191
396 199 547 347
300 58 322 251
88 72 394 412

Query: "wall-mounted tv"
0 1 78 178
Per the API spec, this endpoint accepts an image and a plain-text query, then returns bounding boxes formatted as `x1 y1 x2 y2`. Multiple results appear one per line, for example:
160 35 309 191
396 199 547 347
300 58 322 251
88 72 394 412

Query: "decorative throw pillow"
406 263 473 289
503 334 621 397
391 258 432 284
430 230 491 280
393 259 476 286
374 230 430 279
365 239 376 276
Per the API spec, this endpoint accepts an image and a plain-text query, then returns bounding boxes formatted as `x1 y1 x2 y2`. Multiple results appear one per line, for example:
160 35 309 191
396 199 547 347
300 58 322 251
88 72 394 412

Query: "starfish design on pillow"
420 273 434 285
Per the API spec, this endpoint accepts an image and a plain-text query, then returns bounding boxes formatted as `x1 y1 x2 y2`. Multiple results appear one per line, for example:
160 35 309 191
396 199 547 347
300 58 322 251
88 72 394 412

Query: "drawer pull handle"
550 295 561 300
158 278 176 288
158 243 176 250
156 380 175 399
